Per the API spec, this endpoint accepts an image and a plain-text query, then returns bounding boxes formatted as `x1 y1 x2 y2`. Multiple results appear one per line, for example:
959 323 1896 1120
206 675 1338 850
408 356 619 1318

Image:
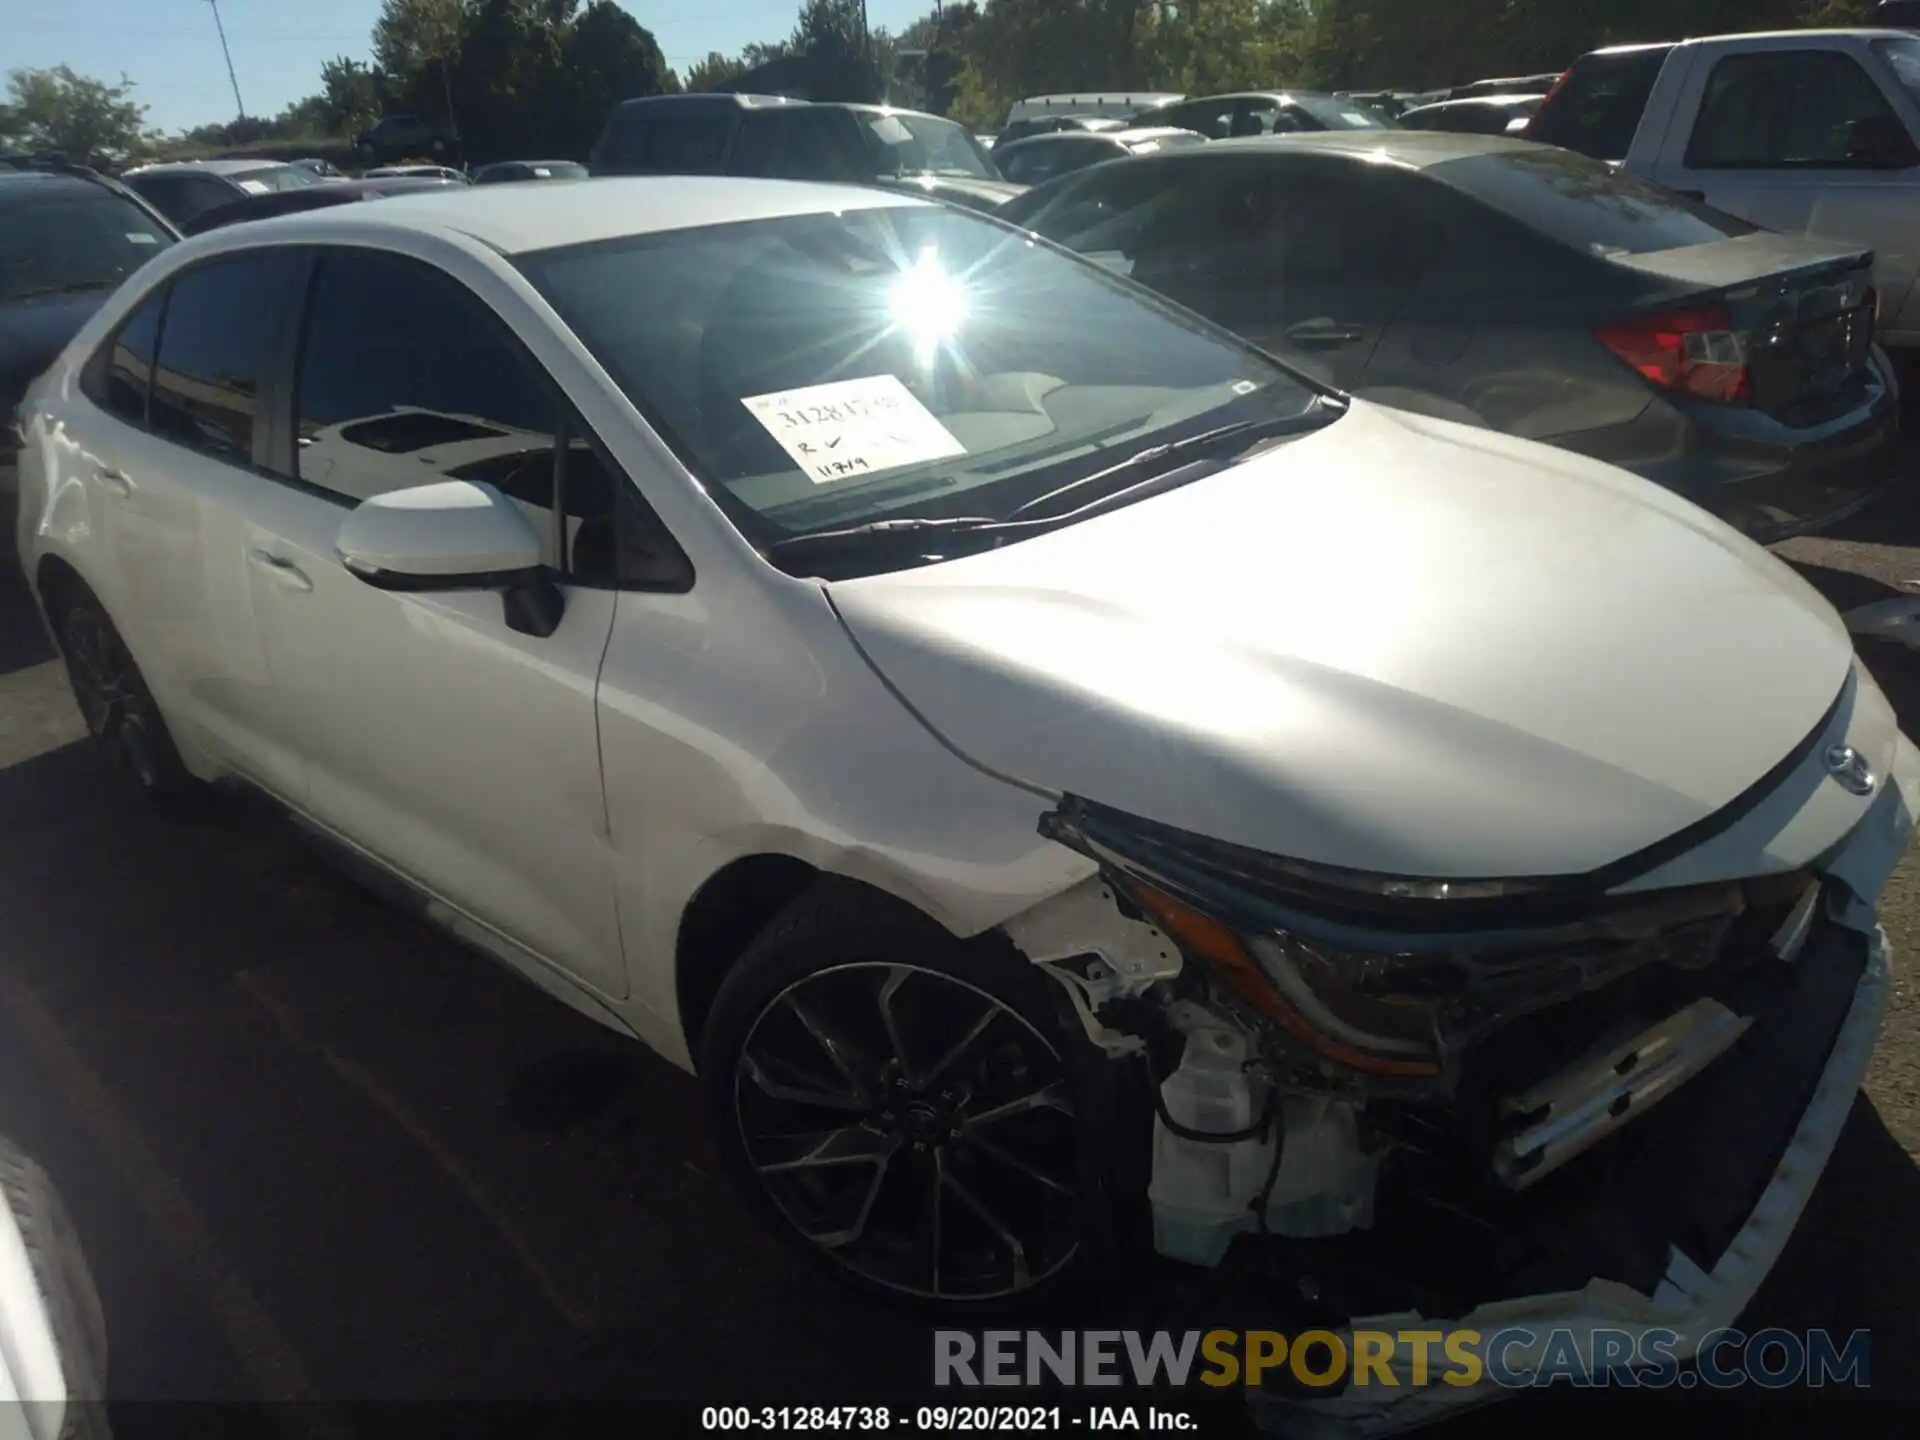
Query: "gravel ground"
0 474 1917 1436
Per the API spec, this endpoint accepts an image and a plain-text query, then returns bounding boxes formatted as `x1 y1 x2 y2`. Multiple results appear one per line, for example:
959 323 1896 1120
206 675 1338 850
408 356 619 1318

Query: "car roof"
1116 126 1205 142
0 171 107 198
829 103 952 122
612 92 796 113
1202 130 1536 166
1153 90 1344 105
1405 94 1542 113
180 175 924 255
124 158 285 177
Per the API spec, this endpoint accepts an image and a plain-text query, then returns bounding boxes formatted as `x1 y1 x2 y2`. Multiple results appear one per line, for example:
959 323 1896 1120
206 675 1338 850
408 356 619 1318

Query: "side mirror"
335 480 566 637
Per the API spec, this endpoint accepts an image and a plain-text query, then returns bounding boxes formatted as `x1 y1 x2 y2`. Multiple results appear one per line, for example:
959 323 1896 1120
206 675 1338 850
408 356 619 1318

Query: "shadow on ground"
0 559 54 677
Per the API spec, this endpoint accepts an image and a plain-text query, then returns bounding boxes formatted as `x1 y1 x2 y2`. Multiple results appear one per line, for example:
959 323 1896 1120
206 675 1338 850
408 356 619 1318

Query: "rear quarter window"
1527 47 1672 161
1430 147 1755 257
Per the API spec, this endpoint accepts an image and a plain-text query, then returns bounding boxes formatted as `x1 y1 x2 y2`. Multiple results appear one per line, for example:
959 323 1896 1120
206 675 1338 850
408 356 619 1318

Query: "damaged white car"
14 180 1915 1430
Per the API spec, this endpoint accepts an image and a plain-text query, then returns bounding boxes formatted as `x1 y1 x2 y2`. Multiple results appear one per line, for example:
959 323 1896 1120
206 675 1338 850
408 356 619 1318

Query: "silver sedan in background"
998 131 1899 541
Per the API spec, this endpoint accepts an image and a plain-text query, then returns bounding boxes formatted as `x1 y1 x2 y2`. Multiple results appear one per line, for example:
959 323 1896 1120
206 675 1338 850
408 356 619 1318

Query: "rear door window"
1686 50 1907 168
1431 147 1756 256
1527 46 1672 161
148 251 303 464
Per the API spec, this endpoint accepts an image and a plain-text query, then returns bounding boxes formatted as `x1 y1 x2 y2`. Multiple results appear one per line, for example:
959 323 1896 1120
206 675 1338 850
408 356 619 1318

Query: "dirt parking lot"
2 471 1919 1436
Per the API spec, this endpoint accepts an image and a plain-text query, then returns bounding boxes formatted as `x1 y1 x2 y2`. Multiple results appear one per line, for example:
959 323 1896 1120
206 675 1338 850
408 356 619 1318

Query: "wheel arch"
33 552 89 628
673 850 1009 1064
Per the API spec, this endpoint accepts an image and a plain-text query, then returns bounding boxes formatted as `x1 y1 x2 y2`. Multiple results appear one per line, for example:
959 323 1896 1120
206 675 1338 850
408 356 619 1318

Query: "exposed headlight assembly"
1040 797 1751 1089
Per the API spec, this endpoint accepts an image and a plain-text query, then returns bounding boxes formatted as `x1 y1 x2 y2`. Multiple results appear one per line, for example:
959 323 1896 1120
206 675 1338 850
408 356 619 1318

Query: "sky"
7 0 935 134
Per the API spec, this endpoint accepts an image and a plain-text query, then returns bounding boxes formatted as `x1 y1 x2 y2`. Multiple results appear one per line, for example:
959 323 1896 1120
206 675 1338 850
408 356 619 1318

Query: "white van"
1003 92 1185 124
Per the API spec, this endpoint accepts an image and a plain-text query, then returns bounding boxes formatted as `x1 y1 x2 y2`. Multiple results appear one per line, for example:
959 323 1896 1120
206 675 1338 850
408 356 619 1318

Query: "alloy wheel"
62 608 162 789
733 961 1082 1301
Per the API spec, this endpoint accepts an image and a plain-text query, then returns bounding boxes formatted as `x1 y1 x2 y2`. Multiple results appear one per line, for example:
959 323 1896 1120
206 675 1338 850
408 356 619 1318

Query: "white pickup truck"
1530 28 1920 350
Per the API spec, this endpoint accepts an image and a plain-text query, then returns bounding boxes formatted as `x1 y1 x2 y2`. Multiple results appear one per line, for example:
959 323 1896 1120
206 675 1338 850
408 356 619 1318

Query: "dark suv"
354 113 460 167
1 158 179 501
588 94 1023 210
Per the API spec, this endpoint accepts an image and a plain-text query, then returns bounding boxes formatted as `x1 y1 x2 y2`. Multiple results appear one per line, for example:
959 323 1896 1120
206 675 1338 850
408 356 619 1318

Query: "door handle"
1285 318 1367 347
96 467 132 498
247 549 314 593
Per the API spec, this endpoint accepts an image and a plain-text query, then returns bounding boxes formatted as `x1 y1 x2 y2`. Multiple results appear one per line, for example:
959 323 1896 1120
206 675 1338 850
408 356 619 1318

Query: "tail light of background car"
1595 305 1752 403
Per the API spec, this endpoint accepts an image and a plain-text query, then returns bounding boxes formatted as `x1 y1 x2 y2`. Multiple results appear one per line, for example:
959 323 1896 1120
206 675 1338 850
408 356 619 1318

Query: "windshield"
517 205 1318 550
232 165 322 195
1290 95 1395 130
1875 38 1920 109
0 189 173 301
855 110 998 180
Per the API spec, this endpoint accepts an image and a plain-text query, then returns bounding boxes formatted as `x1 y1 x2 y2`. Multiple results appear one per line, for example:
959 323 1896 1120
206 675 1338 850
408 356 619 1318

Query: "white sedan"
11 177 1917 1428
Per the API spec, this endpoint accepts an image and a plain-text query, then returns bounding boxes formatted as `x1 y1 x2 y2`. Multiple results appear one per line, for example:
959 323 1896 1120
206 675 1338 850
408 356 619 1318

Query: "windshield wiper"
765 399 1344 572
1006 399 1344 522
765 514 1005 567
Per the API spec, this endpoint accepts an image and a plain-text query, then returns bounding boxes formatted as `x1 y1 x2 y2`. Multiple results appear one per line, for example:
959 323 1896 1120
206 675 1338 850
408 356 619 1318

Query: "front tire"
54 591 196 808
700 882 1103 1309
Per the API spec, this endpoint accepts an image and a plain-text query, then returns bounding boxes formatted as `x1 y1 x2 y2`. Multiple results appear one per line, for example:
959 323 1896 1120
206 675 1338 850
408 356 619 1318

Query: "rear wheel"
700 884 1102 1308
55 591 196 807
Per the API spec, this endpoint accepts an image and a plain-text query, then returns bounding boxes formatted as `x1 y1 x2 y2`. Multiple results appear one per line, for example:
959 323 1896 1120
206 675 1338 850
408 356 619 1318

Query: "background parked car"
995 114 1127 147
1397 93 1543 135
999 131 1896 541
1448 71 1564 101
1334 89 1410 119
991 126 1206 186
1128 90 1398 137
354 113 459 167
182 176 468 235
2 158 177 502
470 160 589 185
590 94 1023 211
1001 91 1183 130
119 159 323 228
363 164 469 183
1531 28 1920 353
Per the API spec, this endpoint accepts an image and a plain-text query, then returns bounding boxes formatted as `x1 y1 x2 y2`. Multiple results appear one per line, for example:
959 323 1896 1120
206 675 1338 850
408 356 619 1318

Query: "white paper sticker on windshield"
1341 111 1374 125
235 179 271 195
742 375 966 485
126 231 159 244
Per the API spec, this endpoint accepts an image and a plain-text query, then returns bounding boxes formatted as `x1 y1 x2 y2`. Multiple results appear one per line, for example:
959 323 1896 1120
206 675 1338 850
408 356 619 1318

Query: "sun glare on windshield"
888 244 969 364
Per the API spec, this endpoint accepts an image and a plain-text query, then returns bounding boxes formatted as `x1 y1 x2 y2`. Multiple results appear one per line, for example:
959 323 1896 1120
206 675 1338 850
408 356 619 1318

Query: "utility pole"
206 0 246 120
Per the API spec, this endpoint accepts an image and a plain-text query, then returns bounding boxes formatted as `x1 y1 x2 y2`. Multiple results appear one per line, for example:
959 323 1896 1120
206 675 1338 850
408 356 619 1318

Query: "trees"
685 52 750 93
2 66 153 166
792 0 882 102
317 57 384 139
353 0 672 160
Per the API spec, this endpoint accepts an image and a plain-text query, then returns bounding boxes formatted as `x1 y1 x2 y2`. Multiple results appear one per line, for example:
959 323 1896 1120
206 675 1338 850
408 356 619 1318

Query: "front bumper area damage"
1001 728 1917 1434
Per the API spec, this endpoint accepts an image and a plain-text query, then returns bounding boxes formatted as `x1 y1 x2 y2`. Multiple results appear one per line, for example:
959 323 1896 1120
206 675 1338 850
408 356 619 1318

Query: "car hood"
0 290 110 402
827 402 1854 879
879 174 1028 210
